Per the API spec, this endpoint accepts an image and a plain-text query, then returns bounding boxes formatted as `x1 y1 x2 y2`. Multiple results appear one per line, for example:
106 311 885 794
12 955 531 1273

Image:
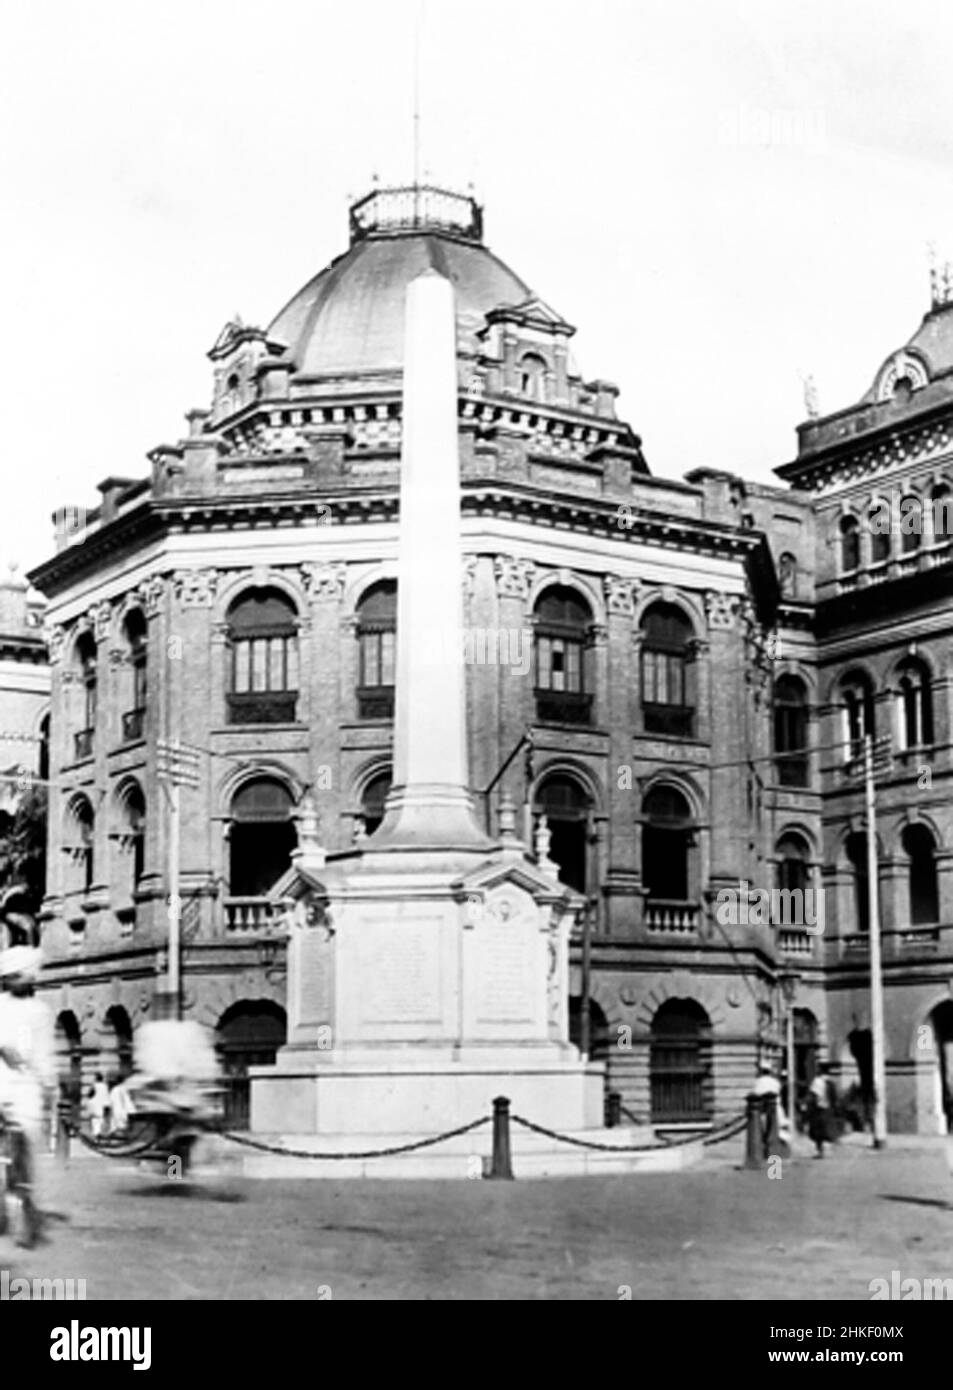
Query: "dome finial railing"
349 184 483 245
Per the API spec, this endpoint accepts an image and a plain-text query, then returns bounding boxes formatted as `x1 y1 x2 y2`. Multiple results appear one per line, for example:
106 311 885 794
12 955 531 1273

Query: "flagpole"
865 733 887 1148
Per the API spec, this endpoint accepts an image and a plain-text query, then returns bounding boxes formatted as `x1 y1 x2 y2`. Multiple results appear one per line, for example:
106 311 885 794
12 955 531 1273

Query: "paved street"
6 1133 953 1300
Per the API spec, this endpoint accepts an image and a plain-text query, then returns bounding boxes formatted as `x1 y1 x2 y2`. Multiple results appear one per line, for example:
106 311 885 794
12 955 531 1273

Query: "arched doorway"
793 1008 819 1125
215 1001 287 1128
533 773 592 893
55 1011 83 1125
929 1001 953 1133
847 1026 874 1131
650 998 713 1124
104 1006 134 1085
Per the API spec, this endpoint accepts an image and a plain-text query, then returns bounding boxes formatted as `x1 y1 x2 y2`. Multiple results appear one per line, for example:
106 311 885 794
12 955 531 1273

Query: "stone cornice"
776 399 953 497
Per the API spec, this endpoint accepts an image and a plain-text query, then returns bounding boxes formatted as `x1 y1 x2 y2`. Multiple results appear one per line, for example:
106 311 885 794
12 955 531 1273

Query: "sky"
2 0 953 576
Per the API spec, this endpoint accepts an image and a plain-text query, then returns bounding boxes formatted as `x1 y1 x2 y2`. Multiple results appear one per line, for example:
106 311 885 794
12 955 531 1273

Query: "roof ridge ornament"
927 241 953 310
348 184 484 245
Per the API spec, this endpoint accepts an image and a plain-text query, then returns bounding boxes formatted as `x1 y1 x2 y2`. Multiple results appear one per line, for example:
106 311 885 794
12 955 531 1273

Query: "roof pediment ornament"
483 296 576 337
875 349 929 402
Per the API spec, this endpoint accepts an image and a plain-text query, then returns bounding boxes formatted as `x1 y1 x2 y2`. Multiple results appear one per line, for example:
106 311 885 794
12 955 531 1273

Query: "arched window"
37 712 50 783
930 484 952 543
519 352 547 401
72 632 97 760
360 771 392 837
226 589 299 725
840 516 860 572
846 831 872 935
840 671 875 761
775 832 810 896
228 777 297 903
55 1011 83 1123
113 780 145 907
120 609 147 742
356 582 397 720
104 1005 134 1084
641 603 694 737
66 794 95 896
533 588 593 725
773 675 809 786
642 786 696 926
900 495 922 554
778 552 798 598
649 998 712 1123
868 504 891 565
897 658 933 749
533 773 592 893
902 824 939 926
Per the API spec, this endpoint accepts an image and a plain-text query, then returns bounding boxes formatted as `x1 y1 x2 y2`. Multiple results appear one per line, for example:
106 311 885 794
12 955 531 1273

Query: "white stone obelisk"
370 269 493 856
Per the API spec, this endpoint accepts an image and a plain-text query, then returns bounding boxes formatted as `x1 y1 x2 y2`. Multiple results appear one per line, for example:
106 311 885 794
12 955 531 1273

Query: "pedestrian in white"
87 1072 110 1139
0 945 56 1246
109 1075 132 1135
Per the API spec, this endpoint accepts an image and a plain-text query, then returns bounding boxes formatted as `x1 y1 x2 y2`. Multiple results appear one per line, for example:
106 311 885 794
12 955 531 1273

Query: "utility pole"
864 733 888 1148
157 738 201 1018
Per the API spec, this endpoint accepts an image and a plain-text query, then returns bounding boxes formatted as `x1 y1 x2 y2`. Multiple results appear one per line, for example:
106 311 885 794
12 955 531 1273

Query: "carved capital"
89 601 112 642
137 575 166 617
44 624 66 665
603 574 639 616
704 590 739 631
494 555 536 600
173 569 217 608
301 561 346 600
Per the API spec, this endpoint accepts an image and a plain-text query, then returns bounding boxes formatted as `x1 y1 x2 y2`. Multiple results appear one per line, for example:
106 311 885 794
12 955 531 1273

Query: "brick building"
24 185 953 1133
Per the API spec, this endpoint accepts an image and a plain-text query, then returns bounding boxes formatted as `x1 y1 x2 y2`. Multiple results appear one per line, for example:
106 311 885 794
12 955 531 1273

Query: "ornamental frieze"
136 575 166 617
703 591 739 631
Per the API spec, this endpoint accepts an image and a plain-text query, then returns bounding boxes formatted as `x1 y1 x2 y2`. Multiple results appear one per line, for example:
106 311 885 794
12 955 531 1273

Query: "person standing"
108 1075 132 1135
753 1061 782 1155
807 1062 838 1158
0 945 56 1247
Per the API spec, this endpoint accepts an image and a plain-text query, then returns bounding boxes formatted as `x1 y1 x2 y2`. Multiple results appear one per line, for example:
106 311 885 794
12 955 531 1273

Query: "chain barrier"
220 1115 490 1161
510 1110 748 1154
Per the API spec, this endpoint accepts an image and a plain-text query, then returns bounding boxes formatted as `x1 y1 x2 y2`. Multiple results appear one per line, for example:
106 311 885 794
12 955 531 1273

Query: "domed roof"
267 186 535 379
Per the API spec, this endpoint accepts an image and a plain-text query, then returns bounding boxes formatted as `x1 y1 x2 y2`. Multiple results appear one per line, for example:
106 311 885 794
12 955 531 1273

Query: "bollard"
744 1092 763 1169
606 1091 622 1129
487 1095 514 1180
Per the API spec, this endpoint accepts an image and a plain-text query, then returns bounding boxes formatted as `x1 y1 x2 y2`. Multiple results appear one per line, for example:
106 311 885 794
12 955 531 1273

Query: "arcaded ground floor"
9 1130 953 1299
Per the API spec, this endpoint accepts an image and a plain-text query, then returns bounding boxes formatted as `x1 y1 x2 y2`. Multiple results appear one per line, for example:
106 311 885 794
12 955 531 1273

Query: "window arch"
902 824 939 926
900 495 922 554
226 588 299 725
896 657 933 749
778 552 798 598
642 785 696 923
360 770 392 837
120 608 147 742
775 832 811 896
845 831 873 935
72 631 97 760
65 794 95 896
113 780 145 904
533 772 593 893
773 675 809 786
216 1000 287 1128
930 484 952 543
640 603 695 737
840 515 860 573
840 670 875 760
356 581 397 720
533 587 593 725
519 352 548 401
868 503 891 564
649 998 712 1123
228 776 297 900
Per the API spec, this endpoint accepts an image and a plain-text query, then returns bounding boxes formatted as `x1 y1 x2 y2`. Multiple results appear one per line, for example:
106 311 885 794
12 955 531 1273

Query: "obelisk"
369 269 494 857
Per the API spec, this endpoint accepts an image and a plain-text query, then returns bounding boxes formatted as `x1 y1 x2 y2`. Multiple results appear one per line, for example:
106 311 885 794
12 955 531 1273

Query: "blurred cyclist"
0 945 55 1246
